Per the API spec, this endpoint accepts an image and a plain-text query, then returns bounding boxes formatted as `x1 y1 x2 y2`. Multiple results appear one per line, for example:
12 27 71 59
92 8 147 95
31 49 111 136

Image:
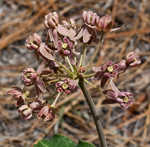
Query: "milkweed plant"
8 11 141 147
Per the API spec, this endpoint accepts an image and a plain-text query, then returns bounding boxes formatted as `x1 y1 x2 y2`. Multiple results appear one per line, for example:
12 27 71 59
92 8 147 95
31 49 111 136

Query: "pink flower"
38 43 55 61
118 60 127 71
93 61 120 87
44 12 59 28
26 33 41 50
29 99 44 112
57 37 74 56
126 52 141 67
75 26 93 43
18 105 32 120
56 19 77 41
82 11 100 27
35 76 46 93
55 79 77 94
22 68 37 86
96 15 113 32
38 105 55 121
103 80 134 109
7 87 25 106
48 29 59 48
22 68 46 93
103 89 133 109
78 11 113 43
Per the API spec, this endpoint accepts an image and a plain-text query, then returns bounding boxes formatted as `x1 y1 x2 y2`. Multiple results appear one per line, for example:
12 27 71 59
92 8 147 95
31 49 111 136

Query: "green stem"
78 54 83 68
83 73 96 78
66 57 74 72
78 77 107 147
55 60 72 76
51 92 61 107
47 79 59 84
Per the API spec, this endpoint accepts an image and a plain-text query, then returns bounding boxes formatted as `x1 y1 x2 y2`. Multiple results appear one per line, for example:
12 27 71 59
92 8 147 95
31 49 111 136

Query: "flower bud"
118 92 134 109
22 68 37 86
78 66 86 73
18 105 32 120
8 88 22 99
38 105 55 121
8 88 25 106
118 60 127 71
29 100 43 112
82 11 99 27
44 12 59 28
126 52 141 67
97 15 113 32
26 33 41 50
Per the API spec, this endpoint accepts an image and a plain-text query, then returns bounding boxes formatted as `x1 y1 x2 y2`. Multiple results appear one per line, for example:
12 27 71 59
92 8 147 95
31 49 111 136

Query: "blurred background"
0 0 150 146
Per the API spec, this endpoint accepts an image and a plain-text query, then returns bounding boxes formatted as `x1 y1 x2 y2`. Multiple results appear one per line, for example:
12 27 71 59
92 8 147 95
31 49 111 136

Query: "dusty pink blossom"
22 68 37 86
22 68 46 93
82 11 99 27
7 88 25 106
103 80 133 109
56 79 77 94
93 61 120 87
126 52 141 67
118 60 127 71
26 33 41 50
56 24 76 41
75 11 100 43
103 89 133 109
18 105 32 120
35 76 46 93
97 15 113 32
38 105 55 121
75 27 92 43
48 29 59 48
38 43 54 61
44 12 59 28
29 99 44 112
57 37 74 56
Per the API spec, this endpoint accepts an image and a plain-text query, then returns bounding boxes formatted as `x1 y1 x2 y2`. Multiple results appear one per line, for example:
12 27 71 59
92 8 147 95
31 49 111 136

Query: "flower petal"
39 43 54 61
83 28 91 43
57 24 69 36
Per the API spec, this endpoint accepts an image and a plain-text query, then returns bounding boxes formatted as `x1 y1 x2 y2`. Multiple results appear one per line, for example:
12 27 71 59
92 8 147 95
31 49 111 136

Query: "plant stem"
66 57 74 72
83 73 96 78
78 76 107 147
89 31 104 65
51 92 61 107
55 60 72 75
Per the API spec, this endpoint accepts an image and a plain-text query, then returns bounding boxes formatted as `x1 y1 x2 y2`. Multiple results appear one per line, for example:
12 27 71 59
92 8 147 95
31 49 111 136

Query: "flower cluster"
93 52 141 88
76 11 113 43
103 79 134 109
8 87 55 121
93 51 140 109
8 10 141 121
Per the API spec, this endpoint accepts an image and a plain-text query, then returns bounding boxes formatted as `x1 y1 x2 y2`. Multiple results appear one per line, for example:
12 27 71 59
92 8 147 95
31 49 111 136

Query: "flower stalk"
78 76 107 147
51 92 61 107
66 56 74 72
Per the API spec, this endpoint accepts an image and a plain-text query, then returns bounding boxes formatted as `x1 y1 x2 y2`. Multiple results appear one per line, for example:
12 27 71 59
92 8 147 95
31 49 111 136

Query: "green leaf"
34 134 76 147
34 134 95 147
76 140 95 147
